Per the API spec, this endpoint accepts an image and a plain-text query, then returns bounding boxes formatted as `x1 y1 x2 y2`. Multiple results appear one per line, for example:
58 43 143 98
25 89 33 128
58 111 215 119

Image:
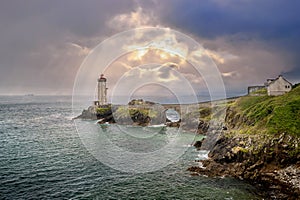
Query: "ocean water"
0 96 261 199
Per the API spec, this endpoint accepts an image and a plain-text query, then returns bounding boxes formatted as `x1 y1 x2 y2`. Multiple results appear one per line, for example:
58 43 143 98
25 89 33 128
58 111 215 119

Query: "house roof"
266 75 292 86
248 85 265 88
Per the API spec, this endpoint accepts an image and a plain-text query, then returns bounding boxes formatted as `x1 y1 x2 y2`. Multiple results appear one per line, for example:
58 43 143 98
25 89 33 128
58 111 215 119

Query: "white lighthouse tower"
97 74 107 105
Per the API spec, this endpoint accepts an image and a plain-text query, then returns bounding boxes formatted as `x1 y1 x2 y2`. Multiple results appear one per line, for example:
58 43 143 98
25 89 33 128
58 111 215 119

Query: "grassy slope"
232 86 300 136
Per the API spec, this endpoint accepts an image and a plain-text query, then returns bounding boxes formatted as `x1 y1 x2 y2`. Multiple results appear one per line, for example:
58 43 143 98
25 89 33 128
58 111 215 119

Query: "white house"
266 75 292 96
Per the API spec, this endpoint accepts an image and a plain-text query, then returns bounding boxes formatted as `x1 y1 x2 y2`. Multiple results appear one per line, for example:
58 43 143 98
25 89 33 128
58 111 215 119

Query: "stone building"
266 75 292 96
247 75 292 96
247 86 265 96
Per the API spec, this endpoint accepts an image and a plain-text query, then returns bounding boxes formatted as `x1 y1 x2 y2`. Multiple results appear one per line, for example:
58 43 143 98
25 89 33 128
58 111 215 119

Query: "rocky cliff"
189 132 300 199
189 86 300 199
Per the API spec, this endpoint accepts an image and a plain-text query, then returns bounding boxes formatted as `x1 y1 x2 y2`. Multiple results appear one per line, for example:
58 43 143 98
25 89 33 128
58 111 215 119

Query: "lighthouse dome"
98 74 106 81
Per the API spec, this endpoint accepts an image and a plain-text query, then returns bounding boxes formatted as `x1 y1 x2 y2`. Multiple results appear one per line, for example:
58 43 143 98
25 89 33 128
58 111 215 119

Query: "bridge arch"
164 108 181 122
162 104 181 114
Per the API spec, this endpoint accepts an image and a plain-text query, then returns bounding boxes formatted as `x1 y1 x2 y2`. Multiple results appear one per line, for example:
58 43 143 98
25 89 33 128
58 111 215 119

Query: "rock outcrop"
75 106 98 120
188 132 300 199
114 108 152 126
75 99 166 126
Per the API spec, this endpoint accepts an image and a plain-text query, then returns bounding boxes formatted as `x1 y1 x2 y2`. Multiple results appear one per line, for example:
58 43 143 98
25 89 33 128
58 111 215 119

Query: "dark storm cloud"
159 0 300 39
157 0 300 84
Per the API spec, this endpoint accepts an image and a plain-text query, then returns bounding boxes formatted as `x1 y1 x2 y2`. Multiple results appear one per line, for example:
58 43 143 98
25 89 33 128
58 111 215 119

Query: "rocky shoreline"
189 129 300 199
75 95 300 199
188 101 300 200
188 87 300 199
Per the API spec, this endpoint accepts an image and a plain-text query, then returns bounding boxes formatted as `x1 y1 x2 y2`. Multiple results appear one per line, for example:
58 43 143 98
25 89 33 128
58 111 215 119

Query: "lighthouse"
97 74 108 105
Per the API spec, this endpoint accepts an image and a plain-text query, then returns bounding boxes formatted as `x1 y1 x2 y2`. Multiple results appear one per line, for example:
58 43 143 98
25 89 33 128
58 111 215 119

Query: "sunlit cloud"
110 62 195 98
68 42 91 56
122 63 179 82
119 61 133 70
222 71 239 78
107 7 156 31
161 62 179 69
127 48 149 61
205 50 226 64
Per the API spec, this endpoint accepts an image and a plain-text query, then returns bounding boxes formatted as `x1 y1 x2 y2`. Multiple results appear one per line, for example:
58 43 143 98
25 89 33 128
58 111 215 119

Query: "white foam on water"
197 150 209 160
148 124 167 128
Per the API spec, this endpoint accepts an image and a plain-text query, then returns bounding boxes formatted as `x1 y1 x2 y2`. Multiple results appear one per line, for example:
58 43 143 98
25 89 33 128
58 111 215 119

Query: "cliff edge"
189 85 300 199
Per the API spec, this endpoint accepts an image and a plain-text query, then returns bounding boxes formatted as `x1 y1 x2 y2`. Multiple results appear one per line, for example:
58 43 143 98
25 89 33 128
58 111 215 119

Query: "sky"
0 0 300 96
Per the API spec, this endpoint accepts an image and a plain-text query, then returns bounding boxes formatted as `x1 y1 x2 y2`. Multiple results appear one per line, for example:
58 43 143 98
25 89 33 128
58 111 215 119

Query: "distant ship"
25 94 34 96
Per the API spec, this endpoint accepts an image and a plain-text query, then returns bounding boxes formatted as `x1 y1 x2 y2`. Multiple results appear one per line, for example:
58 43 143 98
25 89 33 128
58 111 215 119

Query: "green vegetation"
132 108 158 118
292 82 300 89
128 99 155 106
182 103 229 123
250 88 267 95
233 86 300 136
114 106 158 119
199 107 212 120
96 106 112 115
232 146 248 154
182 106 212 122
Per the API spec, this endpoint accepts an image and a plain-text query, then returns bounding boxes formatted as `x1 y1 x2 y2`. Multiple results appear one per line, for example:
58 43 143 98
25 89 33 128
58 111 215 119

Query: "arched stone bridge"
161 104 182 113
161 103 208 115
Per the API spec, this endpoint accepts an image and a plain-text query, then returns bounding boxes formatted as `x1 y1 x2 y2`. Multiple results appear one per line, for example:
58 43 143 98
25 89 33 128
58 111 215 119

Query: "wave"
197 150 209 160
148 124 167 128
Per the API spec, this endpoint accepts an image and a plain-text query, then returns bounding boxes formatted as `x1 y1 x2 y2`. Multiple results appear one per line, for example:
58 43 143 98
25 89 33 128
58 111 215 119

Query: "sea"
0 96 261 199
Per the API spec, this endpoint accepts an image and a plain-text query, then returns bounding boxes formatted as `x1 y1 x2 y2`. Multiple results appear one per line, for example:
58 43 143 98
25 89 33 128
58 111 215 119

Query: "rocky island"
76 99 167 126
